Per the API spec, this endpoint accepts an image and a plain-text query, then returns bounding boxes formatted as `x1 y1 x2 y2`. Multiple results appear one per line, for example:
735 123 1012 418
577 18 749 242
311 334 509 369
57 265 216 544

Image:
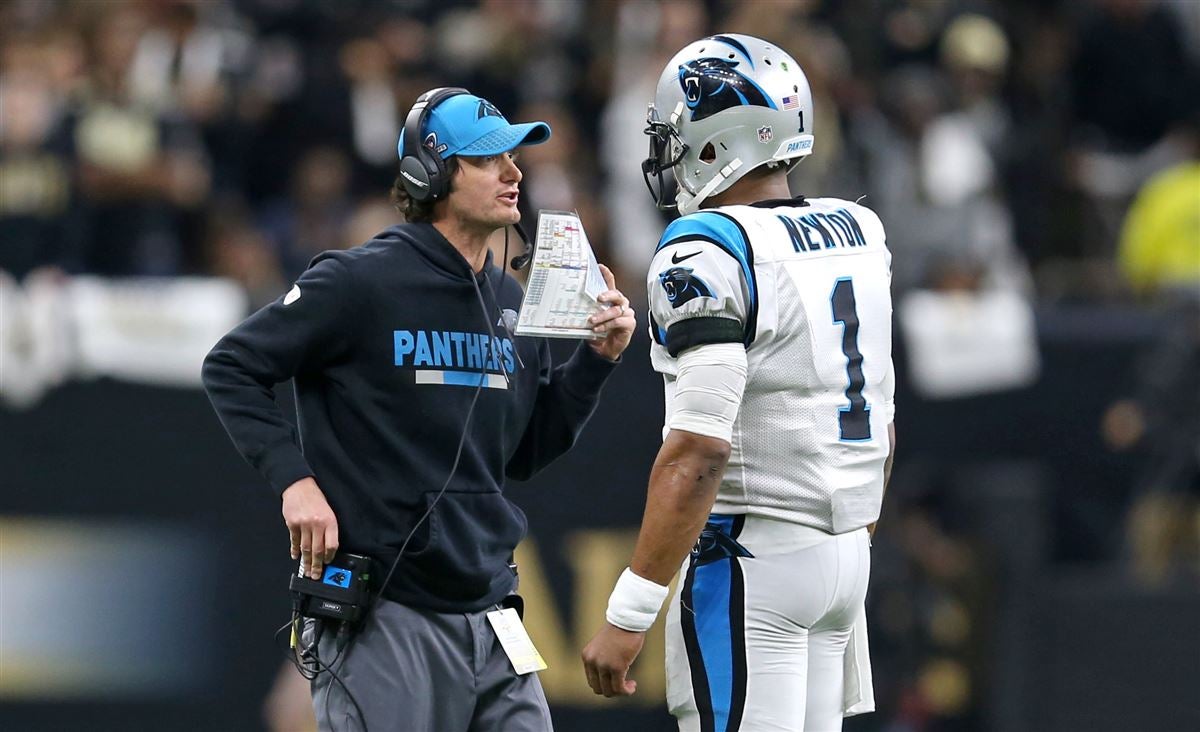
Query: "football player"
583 34 895 732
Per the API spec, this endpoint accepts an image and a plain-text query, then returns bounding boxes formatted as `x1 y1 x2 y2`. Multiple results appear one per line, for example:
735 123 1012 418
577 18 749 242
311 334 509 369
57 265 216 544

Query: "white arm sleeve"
666 343 748 443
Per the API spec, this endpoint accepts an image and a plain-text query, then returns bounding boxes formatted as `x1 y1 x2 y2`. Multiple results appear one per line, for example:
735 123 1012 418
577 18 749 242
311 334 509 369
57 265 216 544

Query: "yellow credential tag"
486 608 548 675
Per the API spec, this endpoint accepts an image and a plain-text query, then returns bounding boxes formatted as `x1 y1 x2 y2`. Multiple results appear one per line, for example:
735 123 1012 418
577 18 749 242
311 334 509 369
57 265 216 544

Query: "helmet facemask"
641 102 690 212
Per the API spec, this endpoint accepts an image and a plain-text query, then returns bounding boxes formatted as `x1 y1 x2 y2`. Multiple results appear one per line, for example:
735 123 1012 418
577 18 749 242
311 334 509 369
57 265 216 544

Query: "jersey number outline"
831 278 871 441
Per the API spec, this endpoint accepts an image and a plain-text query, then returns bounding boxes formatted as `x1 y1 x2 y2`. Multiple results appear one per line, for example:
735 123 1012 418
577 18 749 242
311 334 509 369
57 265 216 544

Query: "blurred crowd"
2 0 1197 302
2 1 1197 729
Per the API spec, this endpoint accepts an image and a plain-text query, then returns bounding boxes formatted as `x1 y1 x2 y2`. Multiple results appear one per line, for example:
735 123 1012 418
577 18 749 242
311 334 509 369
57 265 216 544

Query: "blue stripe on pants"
681 514 748 732
693 558 734 731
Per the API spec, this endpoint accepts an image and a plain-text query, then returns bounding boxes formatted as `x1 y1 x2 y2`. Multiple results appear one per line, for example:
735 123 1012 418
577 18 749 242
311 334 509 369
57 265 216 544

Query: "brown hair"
389 156 460 223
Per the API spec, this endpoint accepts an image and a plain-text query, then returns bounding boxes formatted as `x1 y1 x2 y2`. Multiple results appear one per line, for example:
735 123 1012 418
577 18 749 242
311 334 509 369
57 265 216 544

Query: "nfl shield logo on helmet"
758 125 773 143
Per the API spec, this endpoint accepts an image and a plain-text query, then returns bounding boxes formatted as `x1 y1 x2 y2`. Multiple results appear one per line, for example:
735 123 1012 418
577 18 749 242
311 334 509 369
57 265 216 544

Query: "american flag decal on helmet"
782 95 799 110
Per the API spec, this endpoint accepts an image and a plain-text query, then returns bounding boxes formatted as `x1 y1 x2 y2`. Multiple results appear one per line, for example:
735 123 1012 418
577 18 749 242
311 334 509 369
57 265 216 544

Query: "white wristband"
605 567 670 632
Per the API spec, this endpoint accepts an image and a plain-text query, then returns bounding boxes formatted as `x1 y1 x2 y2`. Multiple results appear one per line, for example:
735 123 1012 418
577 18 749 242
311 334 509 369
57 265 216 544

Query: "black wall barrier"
3 310 1195 731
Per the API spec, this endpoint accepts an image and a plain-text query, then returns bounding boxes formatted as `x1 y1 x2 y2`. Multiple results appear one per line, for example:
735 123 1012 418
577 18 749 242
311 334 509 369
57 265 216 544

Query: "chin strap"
676 157 744 215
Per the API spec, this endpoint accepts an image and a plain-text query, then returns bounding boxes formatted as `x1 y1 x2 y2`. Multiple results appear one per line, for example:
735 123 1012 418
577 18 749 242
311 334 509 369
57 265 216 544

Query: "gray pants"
310 599 553 732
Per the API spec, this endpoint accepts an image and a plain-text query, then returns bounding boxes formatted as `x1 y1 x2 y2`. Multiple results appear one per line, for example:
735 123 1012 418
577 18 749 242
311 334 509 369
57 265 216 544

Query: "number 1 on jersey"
831 278 871 441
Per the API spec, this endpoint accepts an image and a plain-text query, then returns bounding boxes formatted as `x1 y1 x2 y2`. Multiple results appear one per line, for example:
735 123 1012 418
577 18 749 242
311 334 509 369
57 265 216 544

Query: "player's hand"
588 263 636 362
281 477 339 580
581 623 645 697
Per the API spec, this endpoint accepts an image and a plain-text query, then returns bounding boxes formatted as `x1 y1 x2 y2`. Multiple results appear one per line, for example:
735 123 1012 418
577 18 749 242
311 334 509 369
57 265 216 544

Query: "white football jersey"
647 197 894 533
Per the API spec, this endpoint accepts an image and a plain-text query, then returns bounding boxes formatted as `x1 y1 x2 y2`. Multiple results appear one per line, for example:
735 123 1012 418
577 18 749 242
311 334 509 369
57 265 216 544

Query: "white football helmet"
642 34 815 215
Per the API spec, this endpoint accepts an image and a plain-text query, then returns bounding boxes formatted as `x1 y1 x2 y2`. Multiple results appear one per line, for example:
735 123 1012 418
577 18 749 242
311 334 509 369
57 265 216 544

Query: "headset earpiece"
398 155 434 200
399 87 469 202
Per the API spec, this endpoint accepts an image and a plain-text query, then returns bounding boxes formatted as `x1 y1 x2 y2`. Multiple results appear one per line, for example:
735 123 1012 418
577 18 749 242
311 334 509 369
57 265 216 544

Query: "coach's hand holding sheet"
585 263 635 360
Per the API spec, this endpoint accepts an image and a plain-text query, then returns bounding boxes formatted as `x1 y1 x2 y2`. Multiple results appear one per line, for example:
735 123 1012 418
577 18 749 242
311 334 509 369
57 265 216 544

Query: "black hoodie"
202 223 617 612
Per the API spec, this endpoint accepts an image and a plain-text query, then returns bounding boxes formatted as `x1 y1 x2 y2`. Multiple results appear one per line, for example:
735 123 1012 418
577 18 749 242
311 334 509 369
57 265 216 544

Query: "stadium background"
1 0 1197 730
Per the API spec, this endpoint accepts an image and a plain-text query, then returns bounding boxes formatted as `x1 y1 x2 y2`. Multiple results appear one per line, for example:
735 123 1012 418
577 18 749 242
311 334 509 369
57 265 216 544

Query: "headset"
399 87 536 271
398 86 470 202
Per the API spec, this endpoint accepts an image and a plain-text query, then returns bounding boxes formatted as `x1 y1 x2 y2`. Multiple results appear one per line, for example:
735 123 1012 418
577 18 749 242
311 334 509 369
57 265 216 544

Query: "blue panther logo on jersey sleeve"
658 266 713 307
678 57 775 122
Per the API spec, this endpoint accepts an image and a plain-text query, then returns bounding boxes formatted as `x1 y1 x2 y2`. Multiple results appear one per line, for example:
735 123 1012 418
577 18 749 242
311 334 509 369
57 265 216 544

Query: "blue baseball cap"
397 93 551 160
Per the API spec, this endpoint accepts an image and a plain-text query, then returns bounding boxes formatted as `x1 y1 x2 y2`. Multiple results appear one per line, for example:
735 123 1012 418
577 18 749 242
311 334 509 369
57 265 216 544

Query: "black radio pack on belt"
289 552 374 624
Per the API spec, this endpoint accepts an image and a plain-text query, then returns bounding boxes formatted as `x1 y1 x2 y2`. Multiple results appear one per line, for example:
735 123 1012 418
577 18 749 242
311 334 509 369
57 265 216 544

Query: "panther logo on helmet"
677 58 774 122
658 266 714 307
644 34 815 215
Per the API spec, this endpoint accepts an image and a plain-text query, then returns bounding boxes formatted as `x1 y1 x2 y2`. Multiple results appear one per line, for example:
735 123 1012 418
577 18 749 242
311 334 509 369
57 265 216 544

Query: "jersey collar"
746 195 808 209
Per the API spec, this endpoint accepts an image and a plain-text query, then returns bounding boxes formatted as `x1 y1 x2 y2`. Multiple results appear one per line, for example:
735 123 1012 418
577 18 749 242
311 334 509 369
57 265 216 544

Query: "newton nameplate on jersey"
514 210 607 339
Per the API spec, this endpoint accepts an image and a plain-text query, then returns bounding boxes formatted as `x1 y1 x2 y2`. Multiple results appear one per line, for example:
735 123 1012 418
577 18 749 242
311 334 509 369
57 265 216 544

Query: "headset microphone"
509 222 534 271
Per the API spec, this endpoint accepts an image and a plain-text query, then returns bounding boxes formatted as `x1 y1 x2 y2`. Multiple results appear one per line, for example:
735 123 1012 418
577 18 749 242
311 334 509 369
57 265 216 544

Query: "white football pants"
666 514 872 732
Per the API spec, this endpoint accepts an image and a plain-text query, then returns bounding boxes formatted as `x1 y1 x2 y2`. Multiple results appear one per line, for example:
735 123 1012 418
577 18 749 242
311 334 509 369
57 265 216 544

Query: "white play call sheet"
515 210 607 339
